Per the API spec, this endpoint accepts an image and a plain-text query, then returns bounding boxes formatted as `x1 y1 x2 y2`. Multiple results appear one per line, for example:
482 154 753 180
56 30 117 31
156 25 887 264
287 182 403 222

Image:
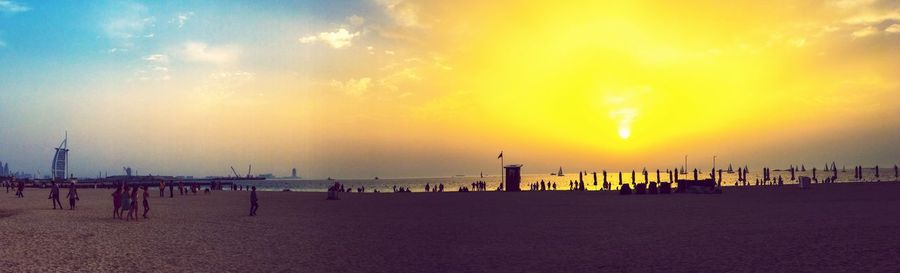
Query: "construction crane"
230 166 240 178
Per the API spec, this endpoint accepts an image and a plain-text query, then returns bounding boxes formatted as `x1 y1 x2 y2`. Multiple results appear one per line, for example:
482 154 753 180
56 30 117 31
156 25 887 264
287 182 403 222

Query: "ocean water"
232 168 897 192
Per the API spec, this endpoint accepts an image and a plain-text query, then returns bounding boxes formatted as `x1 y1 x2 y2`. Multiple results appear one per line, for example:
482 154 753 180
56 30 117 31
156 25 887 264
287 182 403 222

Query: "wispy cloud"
173 11 194 28
299 28 360 49
331 77 372 96
103 1 154 50
0 0 30 13
852 25 878 38
179 41 240 65
375 0 426 28
886 24 900 33
347 15 365 26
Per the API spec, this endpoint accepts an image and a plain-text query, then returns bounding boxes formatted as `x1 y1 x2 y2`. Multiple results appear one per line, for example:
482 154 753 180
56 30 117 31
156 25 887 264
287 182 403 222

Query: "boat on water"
557 167 564 176
727 164 734 173
680 155 688 175
374 176 379 180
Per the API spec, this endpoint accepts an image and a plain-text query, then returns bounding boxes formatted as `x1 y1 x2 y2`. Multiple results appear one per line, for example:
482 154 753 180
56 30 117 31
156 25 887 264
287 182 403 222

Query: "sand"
0 182 899 273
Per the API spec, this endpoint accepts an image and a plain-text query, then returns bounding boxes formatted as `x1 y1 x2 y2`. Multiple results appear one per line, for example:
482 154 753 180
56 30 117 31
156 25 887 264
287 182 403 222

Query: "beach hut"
504 165 523 192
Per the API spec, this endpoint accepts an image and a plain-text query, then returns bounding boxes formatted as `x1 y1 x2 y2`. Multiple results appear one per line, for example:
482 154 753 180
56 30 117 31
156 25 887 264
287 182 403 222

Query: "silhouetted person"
159 181 165 197
693 168 698 181
66 182 78 210
142 186 150 218
49 181 62 209
249 186 259 216
111 186 122 219
169 183 174 198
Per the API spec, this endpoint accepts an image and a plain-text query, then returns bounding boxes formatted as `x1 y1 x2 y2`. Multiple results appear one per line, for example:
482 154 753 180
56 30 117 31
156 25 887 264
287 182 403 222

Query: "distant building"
51 133 69 180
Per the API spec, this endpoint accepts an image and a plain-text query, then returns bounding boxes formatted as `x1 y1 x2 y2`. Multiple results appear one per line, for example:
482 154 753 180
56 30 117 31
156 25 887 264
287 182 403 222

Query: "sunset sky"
1 0 898 178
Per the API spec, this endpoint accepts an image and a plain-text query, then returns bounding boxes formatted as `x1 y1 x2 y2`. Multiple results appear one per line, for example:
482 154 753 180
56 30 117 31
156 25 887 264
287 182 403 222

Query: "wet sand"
1 182 899 272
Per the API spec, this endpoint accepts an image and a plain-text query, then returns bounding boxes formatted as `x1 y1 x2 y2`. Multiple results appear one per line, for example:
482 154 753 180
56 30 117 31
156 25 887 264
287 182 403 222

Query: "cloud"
843 11 900 25
299 28 360 49
179 42 240 65
331 78 372 96
142 54 169 64
828 0 877 9
347 15 365 26
195 71 257 103
103 2 154 49
851 26 878 38
886 24 900 33
173 11 194 28
375 0 425 28
0 0 29 13
134 54 171 81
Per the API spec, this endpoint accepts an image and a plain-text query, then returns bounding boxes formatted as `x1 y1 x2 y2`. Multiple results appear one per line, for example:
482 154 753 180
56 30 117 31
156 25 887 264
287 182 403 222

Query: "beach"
1 182 899 273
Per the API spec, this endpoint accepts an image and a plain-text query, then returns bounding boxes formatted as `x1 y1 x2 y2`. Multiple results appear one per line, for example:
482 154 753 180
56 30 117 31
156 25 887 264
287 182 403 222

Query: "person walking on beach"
48 181 62 209
169 182 174 198
142 186 150 219
66 182 79 210
121 186 132 220
111 186 122 219
249 186 259 216
126 187 139 221
159 181 165 197
15 178 24 198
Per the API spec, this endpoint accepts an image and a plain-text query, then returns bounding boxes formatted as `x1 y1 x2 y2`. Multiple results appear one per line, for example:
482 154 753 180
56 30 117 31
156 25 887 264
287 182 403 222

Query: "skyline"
1 0 899 179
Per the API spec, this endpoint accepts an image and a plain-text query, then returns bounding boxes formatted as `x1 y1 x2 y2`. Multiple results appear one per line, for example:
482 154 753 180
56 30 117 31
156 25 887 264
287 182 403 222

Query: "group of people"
111 184 149 221
391 185 412 193
48 180 79 210
3 178 25 198
424 183 445 192
527 180 559 191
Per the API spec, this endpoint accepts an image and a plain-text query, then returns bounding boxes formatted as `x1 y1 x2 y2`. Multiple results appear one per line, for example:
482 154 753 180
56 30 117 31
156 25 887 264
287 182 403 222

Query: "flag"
497 151 503 159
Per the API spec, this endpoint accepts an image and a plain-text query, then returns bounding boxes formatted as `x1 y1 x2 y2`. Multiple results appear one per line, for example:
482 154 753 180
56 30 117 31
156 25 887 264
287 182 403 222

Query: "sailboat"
727 164 734 173
801 165 806 172
679 155 688 175
557 167 564 176
480 172 484 178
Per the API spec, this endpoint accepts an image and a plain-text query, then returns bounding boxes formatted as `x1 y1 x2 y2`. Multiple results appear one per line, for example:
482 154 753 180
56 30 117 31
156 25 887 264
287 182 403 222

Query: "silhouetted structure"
504 164 523 192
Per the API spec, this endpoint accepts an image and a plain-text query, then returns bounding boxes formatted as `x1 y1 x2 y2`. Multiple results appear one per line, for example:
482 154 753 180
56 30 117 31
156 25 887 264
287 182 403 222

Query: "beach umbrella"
790 167 795 181
832 165 837 180
592 172 597 187
812 168 816 181
631 170 635 184
643 170 648 183
618 172 623 186
875 165 879 178
656 169 660 183
668 169 673 182
718 169 723 185
895 165 898 178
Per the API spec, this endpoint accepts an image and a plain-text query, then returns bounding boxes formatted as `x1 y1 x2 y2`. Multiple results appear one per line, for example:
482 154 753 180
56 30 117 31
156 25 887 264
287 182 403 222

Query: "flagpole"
499 151 504 192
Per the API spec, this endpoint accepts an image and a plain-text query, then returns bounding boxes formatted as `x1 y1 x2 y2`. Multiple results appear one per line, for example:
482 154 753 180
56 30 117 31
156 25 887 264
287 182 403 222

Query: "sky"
0 0 898 179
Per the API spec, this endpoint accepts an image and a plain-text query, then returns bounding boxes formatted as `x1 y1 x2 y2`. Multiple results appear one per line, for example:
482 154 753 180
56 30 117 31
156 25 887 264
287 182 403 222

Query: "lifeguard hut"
504 164 523 192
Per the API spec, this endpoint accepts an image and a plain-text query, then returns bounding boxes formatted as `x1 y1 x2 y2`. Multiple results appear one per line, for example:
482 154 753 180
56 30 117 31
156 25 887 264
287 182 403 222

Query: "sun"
618 127 631 139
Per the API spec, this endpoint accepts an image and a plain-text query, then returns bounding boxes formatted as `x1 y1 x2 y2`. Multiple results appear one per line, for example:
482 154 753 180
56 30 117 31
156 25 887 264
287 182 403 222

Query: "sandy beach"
1 182 899 273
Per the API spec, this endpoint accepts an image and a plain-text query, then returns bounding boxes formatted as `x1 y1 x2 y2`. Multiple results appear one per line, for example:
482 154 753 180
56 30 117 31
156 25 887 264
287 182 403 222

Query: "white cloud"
299 28 360 49
103 2 154 49
347 15 365 26
331 78 372 96
173 12 194 28
851 26 878 38
886 24 900 33
142 54 169 64
179 42 240 65
0 0 30 13
375 0 425 28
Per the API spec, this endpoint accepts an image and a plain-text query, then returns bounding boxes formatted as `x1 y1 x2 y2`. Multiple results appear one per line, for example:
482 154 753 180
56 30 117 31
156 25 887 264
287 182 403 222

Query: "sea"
233 168 896 192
